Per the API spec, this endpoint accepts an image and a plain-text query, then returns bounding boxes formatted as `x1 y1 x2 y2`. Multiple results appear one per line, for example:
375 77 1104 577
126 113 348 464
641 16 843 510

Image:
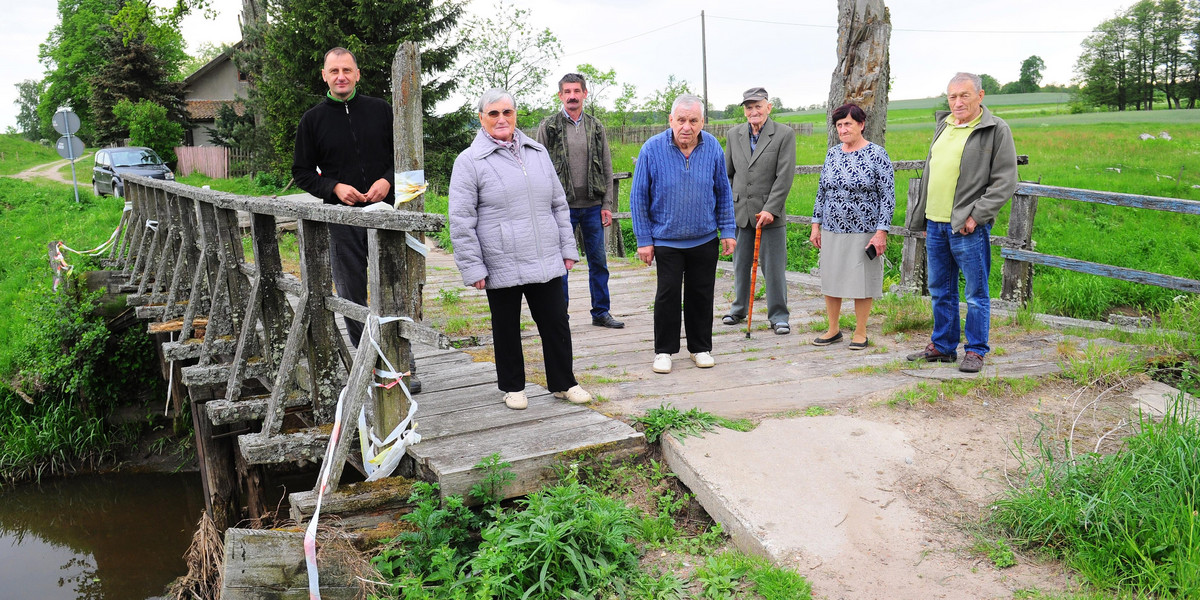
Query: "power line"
562 15 698 57
707 14 1098 35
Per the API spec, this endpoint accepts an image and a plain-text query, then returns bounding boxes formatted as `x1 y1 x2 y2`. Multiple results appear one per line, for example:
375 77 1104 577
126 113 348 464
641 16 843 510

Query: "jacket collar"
934 105 997 130
468 128 541 160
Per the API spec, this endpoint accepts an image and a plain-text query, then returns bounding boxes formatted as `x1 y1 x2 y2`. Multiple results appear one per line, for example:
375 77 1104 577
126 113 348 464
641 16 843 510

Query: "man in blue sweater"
630 94 737 374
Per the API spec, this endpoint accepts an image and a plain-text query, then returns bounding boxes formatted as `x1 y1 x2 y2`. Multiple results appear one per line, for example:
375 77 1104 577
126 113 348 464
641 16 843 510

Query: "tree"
641 75 693 123
1018 55 1046 93
38 0 124 144
243 0 471 185
457 0 562 106
205 103 255 148
113 99 184 163
180 42 232 78
574 63 617 117
89 34 186 145
1077 14 1133 110
14 80 46 141
608 82 638 128
979 73 1001 95
769 96 787 112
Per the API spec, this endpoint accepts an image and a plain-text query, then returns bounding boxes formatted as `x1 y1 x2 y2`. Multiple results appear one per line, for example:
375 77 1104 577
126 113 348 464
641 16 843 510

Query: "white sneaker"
503 391 528 410
553 385 592 404
691 352 715 368
652 353 672 374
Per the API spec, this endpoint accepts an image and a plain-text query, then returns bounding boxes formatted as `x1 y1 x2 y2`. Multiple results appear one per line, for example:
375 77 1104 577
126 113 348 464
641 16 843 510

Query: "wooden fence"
607 155 1200 303
175 146 228 179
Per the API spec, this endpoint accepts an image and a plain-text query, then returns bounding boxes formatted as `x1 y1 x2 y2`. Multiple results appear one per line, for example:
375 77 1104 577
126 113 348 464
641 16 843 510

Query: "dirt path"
11 154 93 186
419 246 1161 599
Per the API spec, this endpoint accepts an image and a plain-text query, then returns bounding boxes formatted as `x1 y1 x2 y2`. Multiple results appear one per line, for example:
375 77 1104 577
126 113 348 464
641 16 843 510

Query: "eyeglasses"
484 109 515 118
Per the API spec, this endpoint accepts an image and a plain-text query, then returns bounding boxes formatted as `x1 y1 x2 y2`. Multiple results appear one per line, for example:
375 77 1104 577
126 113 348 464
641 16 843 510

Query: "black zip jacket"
292 93 396 206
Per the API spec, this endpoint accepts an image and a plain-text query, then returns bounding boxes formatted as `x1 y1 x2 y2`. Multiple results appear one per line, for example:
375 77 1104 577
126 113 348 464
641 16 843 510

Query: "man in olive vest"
536 73 624 329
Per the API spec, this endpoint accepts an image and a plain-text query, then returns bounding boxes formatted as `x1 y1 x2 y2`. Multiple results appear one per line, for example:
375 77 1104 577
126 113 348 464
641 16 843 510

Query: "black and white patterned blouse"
812 142 895 234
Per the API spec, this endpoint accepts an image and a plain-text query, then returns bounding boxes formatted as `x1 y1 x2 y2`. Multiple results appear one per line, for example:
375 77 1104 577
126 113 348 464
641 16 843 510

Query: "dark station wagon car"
92 146 174 197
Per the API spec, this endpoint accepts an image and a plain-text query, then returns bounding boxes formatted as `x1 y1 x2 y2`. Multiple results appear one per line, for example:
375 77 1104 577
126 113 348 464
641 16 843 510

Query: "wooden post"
899 178 927 295
1001 193 1038 305
826 0 891 148
606 176 626 257
373 41 425 436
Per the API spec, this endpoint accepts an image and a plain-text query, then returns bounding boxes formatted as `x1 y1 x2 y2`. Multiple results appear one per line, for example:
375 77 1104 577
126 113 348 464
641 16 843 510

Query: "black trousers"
653 238 718 355
329 223 368 347
486 277 578 393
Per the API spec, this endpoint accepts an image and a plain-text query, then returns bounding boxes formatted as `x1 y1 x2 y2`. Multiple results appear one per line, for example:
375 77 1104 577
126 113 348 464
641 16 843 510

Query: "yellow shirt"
925 112 982 223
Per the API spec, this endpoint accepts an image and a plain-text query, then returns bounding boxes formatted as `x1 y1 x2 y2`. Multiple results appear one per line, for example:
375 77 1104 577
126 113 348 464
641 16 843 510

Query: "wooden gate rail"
999 183 1200 297
106 173 447 526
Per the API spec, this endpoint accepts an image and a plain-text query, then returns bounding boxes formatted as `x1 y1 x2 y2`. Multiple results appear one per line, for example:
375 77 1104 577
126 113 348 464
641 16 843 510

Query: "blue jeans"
926 221 992 357
561 205 611 319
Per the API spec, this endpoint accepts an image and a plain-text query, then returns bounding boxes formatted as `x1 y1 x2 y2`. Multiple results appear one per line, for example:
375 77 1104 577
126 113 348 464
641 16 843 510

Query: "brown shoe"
905 343 957 363
959 351 984 373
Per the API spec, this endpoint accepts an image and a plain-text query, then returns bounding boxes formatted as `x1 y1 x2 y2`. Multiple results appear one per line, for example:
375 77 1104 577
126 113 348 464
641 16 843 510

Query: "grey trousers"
728 224 790 325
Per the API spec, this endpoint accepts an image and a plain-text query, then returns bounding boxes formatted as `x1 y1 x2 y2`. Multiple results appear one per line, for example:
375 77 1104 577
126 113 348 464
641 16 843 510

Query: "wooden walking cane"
746 214 764 339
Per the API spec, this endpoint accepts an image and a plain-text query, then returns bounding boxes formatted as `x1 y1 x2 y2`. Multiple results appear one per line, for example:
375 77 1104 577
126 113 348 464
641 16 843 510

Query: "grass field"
0 135 61 176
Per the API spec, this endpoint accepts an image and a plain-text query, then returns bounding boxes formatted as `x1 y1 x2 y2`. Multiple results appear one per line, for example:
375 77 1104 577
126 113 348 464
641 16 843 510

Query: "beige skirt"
818 229 883 299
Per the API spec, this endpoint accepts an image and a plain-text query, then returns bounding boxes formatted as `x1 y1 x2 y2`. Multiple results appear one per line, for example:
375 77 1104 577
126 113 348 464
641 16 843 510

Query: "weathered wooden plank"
238 428 329 465
790 155 1028 176
900 178 927 295
414 380 545 417
1001 248 1200 293
162 335 230 361
298 219 344 423
206 389 311 425
324 295 449 348
1001 194 1038 304
410 413 645 501
136 305 166 321
261 293 310 435
125 175 446 233
415 391 579 439
288 476 418 523
181 360 273 388
220 528 358 600
1016 182 1200 215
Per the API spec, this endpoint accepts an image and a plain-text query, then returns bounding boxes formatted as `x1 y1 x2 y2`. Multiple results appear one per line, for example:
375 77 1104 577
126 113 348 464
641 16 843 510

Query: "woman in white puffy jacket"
449 88 592 410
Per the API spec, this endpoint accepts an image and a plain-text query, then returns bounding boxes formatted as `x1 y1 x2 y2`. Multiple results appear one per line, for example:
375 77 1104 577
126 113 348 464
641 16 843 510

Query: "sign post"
53 108 83 203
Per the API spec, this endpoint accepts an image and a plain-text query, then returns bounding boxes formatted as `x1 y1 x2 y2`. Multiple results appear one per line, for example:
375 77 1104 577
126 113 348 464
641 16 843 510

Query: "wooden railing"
606 155 1200 304
106 43 443 529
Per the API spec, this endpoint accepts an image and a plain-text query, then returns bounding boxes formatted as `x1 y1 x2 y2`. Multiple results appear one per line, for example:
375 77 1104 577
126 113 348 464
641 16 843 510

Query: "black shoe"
592 314 625 329
722 314 744 326
905 343 957 363
408 357 421 394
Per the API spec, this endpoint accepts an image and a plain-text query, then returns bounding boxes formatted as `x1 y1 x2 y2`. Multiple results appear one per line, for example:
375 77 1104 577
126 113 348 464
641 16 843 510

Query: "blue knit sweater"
630 129 735 248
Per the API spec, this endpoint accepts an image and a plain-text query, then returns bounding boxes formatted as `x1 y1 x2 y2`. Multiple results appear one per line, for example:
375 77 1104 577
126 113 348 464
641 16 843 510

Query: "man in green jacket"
536 73 623 329
905 72 1018 373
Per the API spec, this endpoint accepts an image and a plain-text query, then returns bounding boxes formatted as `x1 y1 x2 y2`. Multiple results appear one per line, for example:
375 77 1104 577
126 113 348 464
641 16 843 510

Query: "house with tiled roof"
182 43 248 146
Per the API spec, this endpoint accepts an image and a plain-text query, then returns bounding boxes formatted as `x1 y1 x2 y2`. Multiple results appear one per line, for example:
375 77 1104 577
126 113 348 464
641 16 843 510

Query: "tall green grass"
992 382 1200 598
0 177 154 483
0 134 60 176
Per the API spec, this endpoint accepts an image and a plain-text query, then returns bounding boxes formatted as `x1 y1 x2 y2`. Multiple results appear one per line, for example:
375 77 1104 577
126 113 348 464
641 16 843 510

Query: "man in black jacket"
292 47 419 390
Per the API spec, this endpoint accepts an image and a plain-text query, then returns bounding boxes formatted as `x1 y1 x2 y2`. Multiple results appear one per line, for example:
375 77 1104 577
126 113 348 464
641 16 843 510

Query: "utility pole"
701 10 709 121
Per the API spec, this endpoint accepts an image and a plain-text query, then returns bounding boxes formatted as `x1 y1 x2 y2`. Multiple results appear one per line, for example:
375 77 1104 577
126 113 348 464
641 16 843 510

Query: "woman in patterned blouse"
809 103 895 350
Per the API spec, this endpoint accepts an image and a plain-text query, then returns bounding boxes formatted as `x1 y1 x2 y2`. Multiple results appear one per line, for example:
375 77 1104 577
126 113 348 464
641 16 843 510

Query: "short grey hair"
477 88 517 112
670 94 704 117
948 72 983 93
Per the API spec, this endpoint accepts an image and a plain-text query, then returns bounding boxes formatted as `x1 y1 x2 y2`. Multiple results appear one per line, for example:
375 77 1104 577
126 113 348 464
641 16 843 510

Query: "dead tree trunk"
826 0 892 148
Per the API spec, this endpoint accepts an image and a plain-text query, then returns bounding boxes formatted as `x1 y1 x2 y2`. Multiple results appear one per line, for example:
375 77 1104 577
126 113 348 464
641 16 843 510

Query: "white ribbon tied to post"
304 314 421 599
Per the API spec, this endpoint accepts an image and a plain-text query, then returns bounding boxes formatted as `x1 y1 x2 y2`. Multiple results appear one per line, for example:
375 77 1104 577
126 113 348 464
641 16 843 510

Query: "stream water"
0 472 204 600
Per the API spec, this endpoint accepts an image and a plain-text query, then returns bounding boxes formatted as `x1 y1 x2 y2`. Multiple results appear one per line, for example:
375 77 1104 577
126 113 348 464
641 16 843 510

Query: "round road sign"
56 135 85 161
52 109 81 136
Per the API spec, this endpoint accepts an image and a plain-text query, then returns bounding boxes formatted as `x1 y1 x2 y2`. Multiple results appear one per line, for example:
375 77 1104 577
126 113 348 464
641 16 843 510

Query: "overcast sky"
2 0 1135 132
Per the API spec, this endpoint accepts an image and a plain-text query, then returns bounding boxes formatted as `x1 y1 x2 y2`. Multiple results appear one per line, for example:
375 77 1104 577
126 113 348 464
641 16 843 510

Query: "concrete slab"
1130 381 1197 417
